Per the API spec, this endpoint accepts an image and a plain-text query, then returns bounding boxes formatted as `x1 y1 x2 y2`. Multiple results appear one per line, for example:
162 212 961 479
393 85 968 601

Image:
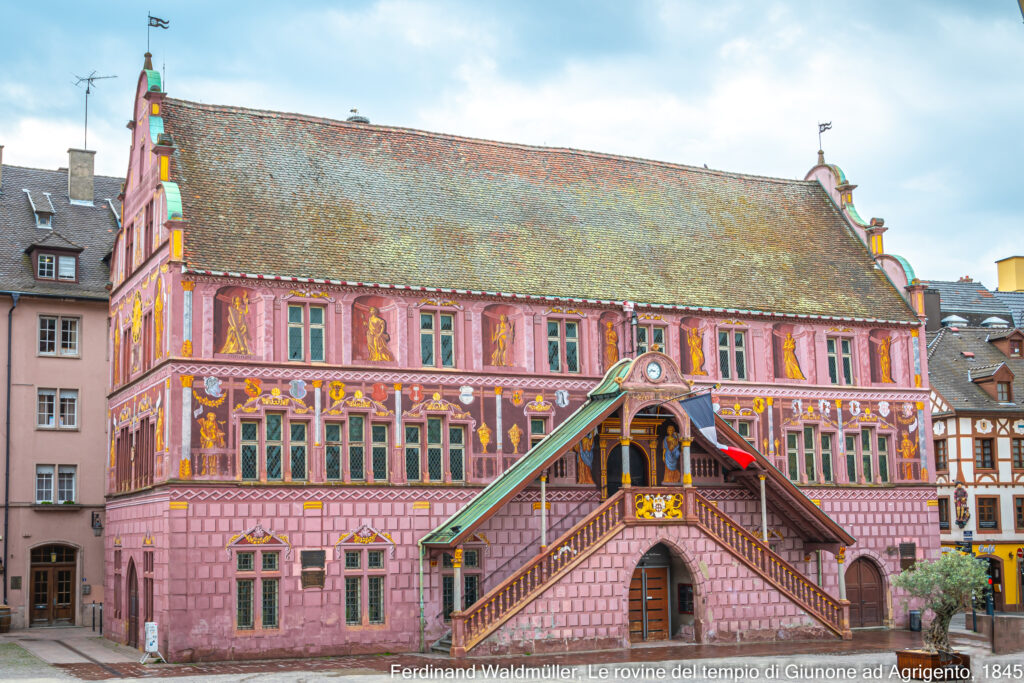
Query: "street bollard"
91 601 95 632
99 603 103 636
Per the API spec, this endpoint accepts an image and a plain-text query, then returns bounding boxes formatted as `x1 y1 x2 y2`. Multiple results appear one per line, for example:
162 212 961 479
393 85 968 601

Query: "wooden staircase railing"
449 490 628 656
692 491 850 638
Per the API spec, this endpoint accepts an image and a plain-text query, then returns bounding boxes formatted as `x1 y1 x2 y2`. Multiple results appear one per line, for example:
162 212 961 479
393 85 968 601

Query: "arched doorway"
29 544 76 626
127 561 140 648
606 443 648 496
628 543 699 643
846 557 884 627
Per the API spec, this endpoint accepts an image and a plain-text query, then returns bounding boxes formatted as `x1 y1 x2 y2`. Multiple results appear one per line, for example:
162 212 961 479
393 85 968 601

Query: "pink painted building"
104 55 938 660
0 146 121 628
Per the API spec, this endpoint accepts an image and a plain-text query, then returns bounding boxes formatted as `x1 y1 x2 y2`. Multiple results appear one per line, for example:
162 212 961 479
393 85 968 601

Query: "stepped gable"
161 98 916 322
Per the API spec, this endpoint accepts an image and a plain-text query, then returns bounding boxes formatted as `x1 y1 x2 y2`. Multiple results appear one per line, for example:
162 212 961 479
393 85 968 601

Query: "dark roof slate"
993 291 1024 327
922 279 1013 325
0 164 122 298
926 327 1024 414
162 99 918 322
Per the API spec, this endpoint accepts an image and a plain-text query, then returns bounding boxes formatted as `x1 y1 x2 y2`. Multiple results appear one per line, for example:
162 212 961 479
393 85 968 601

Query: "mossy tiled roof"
163 99 917 322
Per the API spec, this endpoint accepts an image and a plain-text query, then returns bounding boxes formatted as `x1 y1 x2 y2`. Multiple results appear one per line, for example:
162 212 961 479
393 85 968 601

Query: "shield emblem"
289 380 307 400
244 378 262 398
554 390 569 407
512 390 524 406
372 382 388 403
203 376 222 398
459 386 475 405
329 381 346 403
409 384 424 403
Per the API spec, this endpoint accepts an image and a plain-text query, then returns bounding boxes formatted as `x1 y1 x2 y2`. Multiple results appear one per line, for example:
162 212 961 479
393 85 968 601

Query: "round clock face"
645 361 663 381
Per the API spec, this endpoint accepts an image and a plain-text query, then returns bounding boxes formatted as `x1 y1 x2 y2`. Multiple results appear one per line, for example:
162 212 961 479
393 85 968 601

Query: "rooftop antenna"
73 71 117 149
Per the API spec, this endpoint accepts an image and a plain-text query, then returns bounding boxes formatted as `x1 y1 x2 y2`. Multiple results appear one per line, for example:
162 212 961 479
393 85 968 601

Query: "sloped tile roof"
0 164 121 298
162 99 918 322
926 327 1024 414
993 291 1024 327
922 279 1013 327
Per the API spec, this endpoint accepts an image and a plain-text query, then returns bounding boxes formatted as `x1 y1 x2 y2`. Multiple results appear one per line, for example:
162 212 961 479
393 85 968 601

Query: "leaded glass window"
287 305 304 361
718 331 730 379
290 422 307 481
368 576 384 624
464 574 480 608
821 434 834 482
734 331 746 380
565 321 579 373
420 313 435 366
786 433 799 481
261 578 279 628
427 418 443 481
345 551 360 569
266 414 283 480
241 421 258 480
449 425 465 481
637 325 665 354
442 574 455 620
345 576 361 625
878 434 889 483
846 434 857 482
861 428 874 483
349 415 365 480
439 314 454 367
368 550 384 569
237 551 254 572
547 320 560 372
309 306 324 362
803 425 816 482
236 579 254 629
325 423 342 480
262 552 279 572
405 425 421 481
371 424 388 481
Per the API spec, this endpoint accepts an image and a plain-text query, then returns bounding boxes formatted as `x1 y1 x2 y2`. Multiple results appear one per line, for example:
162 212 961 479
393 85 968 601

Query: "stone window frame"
636 323 667 355
285 302 327 364
545 317 581 374
36 387 79 430
716 326 748 381
825 335 855 386
418 308 457 369
976 495 1001 533
238 414 311 483
233 548 282 633
341 545 389 628
440 547 483 622
402 414 471 484
37 314 81 358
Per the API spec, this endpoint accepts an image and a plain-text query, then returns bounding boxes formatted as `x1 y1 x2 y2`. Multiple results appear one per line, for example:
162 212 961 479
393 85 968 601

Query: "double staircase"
446 487 850 657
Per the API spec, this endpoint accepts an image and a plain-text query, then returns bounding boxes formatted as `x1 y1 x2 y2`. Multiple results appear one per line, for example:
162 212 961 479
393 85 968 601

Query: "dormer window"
1012 340 1022 357
35 253 77 282
37 213 52 229
997 382 1012 402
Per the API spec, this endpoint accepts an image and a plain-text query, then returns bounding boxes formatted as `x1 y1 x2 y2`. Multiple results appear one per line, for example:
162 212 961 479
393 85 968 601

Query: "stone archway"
623 538 706 644
29 543 77 626
846 556 884 627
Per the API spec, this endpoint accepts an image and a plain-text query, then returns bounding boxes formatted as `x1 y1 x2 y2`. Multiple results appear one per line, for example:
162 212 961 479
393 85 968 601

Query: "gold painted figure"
490 314 514 366
219 293 252 355
154 280 164 359
879 336 894 383
365 307 394 362
662 425 682 483
198 412 227 449
604 321 619 368
686 327 707 375
782 332 806 380
155 406 165 452
113 326 121 384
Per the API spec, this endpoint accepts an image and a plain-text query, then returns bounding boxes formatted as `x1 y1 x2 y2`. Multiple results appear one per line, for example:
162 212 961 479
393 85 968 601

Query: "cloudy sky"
2 1 1021 285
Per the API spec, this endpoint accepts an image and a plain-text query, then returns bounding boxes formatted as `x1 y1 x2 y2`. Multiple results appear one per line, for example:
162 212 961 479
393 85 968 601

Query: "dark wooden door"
29 551 76 626
30 568 51 626
628 567 670 642
988 558 1005 612
846 558 883 627
127 563 139 648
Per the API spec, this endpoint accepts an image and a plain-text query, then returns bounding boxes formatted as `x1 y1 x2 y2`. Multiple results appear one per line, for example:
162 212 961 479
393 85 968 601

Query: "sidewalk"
0 625 1009 682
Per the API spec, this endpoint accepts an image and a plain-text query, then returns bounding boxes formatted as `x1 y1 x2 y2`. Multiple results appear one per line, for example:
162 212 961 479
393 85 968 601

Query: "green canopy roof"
422 359 632 548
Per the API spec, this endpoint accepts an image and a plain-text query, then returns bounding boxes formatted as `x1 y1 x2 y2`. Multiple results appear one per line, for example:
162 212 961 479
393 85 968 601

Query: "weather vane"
148 13 170 52
73 71 117 149
817 121 832 151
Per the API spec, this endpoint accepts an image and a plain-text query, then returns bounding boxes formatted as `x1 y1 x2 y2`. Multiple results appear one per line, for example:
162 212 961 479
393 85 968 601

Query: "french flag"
679 393 756 469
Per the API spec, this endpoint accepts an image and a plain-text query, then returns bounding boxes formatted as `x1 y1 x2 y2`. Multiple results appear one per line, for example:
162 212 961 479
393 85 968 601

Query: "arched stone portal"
627 542 698 643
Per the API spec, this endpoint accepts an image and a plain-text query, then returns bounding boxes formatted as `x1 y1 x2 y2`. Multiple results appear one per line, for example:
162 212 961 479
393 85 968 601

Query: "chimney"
67 148 96 204
996 256 1024 292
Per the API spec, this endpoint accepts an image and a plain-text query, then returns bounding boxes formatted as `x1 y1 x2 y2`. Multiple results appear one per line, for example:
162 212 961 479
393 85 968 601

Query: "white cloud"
0 117 128 178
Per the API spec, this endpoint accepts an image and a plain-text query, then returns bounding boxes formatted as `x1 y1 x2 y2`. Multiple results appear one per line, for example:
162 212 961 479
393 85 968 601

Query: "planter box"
895 650 971 681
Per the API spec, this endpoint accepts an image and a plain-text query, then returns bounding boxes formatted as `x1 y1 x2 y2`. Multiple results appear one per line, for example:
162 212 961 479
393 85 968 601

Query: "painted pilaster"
766 397 775 456
524 312 536 373
759 474 768 542
540 473 548 549
836 546 847 600
394 383 403 447
682 438 692 486
494 387 503 452
916 401 928 480
200 288 213 358
313 380 322 446
620 437 632 486
180 374 193 478
181 281 194 357
835 400 845 481
452 548 463 614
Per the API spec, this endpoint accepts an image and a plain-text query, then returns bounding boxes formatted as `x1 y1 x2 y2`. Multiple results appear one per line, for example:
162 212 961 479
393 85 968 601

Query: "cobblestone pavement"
0 626 1012 682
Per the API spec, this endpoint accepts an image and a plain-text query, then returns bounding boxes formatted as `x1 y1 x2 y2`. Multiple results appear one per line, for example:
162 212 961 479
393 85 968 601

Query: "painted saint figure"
782 332 806 380
662 424 682 483
577 432 596 485
154 279 164 359
879 336 894 383
490 314 514 366
686 327 707 375
219 293 252 355
155 405 164 452
604 321 619 369
198 412 227 449
365 306 394 362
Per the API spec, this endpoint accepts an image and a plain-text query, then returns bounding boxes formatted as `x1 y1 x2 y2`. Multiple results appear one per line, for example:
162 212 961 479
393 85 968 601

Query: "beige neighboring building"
0 145 120 628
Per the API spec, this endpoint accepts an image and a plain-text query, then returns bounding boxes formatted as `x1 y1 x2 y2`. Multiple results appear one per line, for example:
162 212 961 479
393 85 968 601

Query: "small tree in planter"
893 551 989 652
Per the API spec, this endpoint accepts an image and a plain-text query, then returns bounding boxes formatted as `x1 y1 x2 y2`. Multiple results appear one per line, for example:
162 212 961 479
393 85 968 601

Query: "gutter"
3 292 19 605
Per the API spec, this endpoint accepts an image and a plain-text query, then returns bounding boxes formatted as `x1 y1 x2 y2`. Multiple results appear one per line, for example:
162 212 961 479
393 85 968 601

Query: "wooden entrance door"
127 562 139 648
628 567 670 642
29 545 76 626
846 557 883 627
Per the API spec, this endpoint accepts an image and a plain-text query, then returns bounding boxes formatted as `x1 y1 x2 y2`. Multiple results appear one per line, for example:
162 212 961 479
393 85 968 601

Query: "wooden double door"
30 545 76 626
628 566 669 641
846 557 883 627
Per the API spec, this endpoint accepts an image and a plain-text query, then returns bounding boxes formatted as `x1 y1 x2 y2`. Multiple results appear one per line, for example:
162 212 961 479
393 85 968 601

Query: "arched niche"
771 323 810 382
679 316 708 377
483 303 521 369
214 286 257 356
869 329 897 384
352 295 398 363
598 312 623 372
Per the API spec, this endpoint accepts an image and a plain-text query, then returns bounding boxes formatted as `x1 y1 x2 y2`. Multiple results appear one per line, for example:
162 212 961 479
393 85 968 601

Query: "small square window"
464 549 479 568
262 552 279 572
368 550 384 569
345 550 360 570
57 256 76 281
237 552 255 572
37 254 55 279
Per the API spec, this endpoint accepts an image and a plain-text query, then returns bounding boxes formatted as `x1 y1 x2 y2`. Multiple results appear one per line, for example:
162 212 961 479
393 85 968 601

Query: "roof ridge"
927 327 946 359
164 97 820 188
